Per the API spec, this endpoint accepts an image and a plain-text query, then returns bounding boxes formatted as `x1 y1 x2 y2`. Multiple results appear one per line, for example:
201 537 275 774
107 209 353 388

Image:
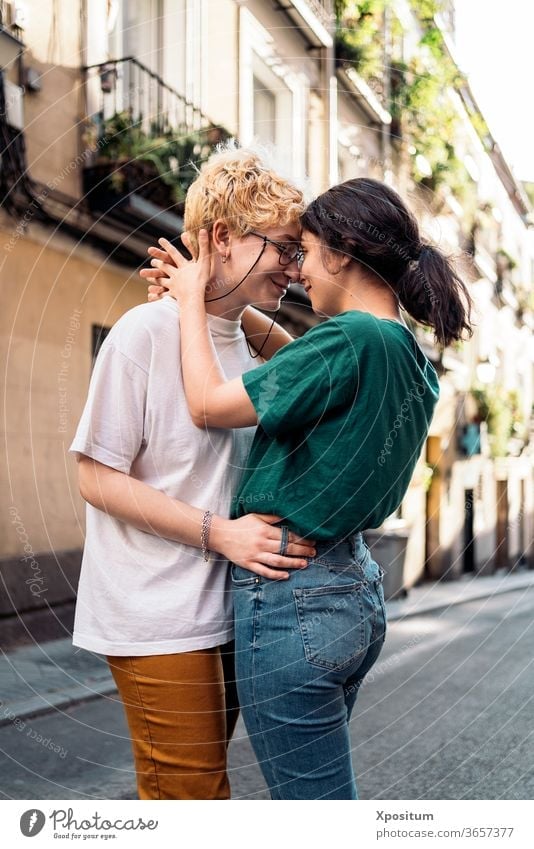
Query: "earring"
221 255 227 264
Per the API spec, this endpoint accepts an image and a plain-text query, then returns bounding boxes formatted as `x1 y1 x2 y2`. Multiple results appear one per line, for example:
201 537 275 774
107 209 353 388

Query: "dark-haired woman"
151 178 473 800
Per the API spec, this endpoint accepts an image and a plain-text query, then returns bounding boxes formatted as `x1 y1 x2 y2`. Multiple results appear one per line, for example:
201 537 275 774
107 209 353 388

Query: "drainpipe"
381 2 393 183
325 38 337 189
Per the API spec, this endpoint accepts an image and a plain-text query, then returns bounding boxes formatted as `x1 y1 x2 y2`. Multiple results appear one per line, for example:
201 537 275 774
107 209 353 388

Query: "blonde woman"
70 146 315 800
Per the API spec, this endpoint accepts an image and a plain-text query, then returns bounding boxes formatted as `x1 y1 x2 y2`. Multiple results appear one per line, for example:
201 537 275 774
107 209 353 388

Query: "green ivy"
335 0 477 210
469 385 526 458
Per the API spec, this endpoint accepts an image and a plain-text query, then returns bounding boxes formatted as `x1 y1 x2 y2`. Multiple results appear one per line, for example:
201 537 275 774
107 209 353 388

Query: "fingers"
158 237 187 267
147 247 173 263
242 551 313 581
254 564 289 581
249 564 290 580
147 284 167 302
285 542 316 557
181 231 194 257
288 531 316 546
148 283 175 302
277 555 309 569
252 514 284 525
260 536 315 559
140 267 169 280
257 552 308 570
197 228 211 271
150 259 176 278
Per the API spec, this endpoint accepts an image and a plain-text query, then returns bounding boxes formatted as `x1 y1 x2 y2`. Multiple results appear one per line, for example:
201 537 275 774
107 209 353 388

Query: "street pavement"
1 569 533 800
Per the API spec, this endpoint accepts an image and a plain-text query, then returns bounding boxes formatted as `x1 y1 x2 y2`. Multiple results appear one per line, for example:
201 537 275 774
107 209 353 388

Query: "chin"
256 296 283 311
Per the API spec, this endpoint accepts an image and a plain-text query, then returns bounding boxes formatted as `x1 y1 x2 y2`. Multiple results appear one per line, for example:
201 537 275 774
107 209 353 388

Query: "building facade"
1 0 533 638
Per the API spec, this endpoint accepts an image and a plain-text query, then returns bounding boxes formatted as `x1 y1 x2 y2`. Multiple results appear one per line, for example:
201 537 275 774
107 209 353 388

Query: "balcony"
81 57 231 242
279 0 334 48
0 1 24 76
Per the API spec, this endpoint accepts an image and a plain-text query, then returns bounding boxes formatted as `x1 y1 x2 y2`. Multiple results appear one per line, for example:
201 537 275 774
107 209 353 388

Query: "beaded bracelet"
201 510 213 562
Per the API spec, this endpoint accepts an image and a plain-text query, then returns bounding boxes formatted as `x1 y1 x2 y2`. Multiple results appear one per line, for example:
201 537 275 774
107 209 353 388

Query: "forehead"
263 223 302 240
300 229 320 245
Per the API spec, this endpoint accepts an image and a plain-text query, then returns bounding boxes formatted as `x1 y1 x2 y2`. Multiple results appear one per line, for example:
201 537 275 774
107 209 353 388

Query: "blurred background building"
1 0 533 641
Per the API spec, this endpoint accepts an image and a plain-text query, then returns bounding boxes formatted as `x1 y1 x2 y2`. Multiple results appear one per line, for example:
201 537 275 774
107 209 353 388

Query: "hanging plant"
335 1 477 211
469 385 526 458
334 0 386 80
86 111 230 205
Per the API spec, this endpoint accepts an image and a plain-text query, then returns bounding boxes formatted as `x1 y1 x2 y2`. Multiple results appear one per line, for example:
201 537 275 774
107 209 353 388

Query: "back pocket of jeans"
293 583 366 671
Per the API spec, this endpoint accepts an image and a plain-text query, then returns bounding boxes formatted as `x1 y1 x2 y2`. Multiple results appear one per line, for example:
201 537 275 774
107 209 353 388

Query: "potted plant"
82 111 230 213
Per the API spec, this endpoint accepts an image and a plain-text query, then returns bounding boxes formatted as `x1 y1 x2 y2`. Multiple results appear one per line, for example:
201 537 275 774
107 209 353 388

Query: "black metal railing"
0 0 23 42
81 57 231 211
83 56 216 142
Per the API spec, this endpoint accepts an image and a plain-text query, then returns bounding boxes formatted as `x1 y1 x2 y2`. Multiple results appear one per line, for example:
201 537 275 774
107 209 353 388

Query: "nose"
283 264 301 283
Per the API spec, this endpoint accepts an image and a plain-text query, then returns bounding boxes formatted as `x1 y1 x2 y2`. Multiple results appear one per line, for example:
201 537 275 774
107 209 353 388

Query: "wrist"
208 514 231 559
180 289 206 308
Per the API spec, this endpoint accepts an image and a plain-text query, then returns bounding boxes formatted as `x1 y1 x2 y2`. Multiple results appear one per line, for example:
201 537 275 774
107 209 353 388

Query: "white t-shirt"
70 297 259 656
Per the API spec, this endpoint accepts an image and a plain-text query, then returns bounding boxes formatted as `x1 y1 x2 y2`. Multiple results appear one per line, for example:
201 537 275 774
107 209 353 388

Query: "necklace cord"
203 238 283 359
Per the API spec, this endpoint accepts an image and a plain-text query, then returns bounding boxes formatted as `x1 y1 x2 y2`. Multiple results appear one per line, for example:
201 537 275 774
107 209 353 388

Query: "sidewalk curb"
385 572 534 622
0 677 118 728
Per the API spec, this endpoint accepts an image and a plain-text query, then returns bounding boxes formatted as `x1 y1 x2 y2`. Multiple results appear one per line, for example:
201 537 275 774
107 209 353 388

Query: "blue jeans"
231 531 387 800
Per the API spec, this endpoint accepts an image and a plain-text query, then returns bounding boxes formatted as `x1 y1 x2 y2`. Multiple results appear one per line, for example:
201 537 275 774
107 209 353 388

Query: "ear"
325 246 352 275
337 252 352 270
212 219 231 259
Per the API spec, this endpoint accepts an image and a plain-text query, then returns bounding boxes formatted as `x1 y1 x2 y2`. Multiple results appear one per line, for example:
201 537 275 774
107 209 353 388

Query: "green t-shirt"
232 310 440 540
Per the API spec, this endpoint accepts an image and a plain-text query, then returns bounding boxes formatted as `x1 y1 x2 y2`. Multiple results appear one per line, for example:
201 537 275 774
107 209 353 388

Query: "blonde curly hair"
184 141 305 257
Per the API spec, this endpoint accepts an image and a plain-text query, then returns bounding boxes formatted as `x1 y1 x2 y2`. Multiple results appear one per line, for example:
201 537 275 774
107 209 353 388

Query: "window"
239 8 307 183
92 324 111 365
253 75 276 144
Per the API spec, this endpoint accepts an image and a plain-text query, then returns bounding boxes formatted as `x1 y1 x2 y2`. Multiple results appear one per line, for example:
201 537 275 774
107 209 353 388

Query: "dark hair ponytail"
396 243 472 348
300 178 473 348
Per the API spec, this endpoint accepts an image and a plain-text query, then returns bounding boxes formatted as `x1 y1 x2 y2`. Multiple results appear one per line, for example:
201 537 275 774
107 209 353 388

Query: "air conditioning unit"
3 77 24 129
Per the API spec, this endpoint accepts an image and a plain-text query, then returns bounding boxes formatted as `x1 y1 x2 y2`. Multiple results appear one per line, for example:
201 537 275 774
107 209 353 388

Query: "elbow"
191 411 207 429
78 471 95 505
77 458 101 507
187 401 209 429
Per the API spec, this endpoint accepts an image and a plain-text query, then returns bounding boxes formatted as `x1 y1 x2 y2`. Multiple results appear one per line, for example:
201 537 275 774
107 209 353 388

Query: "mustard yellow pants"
107 641 238 800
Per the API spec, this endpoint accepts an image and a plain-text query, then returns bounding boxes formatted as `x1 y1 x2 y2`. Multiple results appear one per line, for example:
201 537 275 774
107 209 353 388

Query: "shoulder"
331 312 416 351
103 298 178 370
296 312 385 352
109 297 177 340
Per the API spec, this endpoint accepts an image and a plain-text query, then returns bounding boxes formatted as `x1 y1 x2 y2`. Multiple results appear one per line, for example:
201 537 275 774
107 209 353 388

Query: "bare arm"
78 456 314 578
240 306 294 359
140 249 293 361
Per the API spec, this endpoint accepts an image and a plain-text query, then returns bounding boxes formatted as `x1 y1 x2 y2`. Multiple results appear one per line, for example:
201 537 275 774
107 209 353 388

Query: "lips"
271 279 288 295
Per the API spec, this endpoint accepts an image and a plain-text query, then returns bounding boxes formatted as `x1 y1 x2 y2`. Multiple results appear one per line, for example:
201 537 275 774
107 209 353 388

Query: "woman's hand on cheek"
151 230 211 303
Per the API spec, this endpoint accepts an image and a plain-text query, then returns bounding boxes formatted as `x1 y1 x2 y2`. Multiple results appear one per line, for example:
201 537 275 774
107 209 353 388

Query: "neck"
204 276 247 322
338 275 402 321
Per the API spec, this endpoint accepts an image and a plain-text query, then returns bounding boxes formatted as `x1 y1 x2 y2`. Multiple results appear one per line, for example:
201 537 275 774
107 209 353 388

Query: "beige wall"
0 220 145 559
203 0 239 133
20 0 83 200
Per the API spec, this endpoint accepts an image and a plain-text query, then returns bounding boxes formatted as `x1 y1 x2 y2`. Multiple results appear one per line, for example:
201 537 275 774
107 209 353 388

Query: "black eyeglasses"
246 231 304 268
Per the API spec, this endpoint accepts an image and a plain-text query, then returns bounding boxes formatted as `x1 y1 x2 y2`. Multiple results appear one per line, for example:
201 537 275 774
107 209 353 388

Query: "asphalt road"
1 586 532 800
